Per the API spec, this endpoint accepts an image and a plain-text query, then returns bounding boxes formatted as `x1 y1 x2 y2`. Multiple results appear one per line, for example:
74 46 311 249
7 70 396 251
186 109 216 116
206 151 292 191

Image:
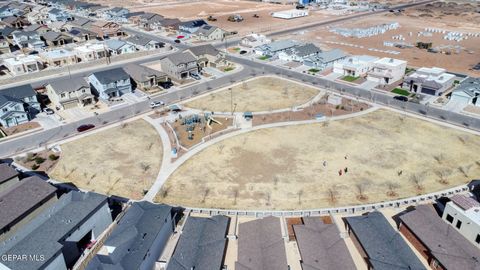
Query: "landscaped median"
392 87 411 96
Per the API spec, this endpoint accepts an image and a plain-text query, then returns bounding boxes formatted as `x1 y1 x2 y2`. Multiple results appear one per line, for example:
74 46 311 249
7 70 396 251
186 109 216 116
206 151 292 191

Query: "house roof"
123 63 165 82
179 19 207 29
86 201 172 270
48 77 89 94
0 191 109 270
125 35 158 46
344 211 426 270
454 77 480 97
91 67 130 84
195 24 220 36
187 44 220 57
23 24 49 32
256 40 299 53
309 49 346 63
0 94 21 107
450 194 480 210
235 216 288 270
68 27 96 37
286 43 321 58
105 39 128 50
0 176 57 231
293 217 356 270
0 26 15 36
167 215 229 270
70 16 92 27
163 51 197 65
0 84 35 100
399 204 480 270
42 31 68 41
0 163 19 184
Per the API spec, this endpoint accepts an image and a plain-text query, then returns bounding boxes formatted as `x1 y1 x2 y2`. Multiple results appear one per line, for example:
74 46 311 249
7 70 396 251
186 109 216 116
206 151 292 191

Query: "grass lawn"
392 88 411 96
258 55 270 61
308 68 320 73
405 67 416 74
224 67 235 72
342 75 359 82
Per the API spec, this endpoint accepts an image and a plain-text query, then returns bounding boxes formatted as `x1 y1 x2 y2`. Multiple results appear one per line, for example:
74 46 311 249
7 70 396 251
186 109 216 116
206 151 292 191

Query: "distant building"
178 19 208 35
254 39 300 57
241 33 271 48
3 54 43 76
42 31 73 46
88 68 132 100
448 77 480 109
48 8 73 22
46 77 94 109
367 57 407 85
303 48 347 70
39 49 77 67
73 43 107 62
278 43 322 62
272 9 309 19
125 35 165 51
194 25 225 41
185 44 225 68
442 194 480 248
333 55 379 77
105 39 136 55
403 67 455 96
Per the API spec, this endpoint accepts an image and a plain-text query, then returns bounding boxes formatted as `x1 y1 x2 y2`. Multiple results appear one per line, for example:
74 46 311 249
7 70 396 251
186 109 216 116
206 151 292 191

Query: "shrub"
26 152 36 162
48 154 58 161
31 164 39 170
335 105 340 109
34 157 46 164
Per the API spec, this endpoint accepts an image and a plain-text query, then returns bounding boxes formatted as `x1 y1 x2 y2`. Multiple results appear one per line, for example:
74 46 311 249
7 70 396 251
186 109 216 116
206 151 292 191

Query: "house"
125 35 164 51
42 31 73 46
46 77 94 109
48 8 72 22
0 36 9 53
73 42 107 62
159 51 199 80
86 202 174 270
103 7 129 22
272 9 309 19
235 216 288 270
0 191 112 270
123 63 169 90
47 21 68 32
442 194 480 248
0 84 40 117
88 68 132 100
67 27 96 42
241 33 271 48
333 55 379 77
26 10 49 25
278 43 322 62
0 176 57 241
105 39 136 55
2 16 29 28
40 49 76 67
167 215 230 270
449 77 480 109
303 49 347 70
178 19 208 34
254 40 300 57
11 30 44 50
88 21 123 39
0 163 19 193
399 204 480 270
69 16 92 28
0 6 19 19
344 211 426 270
137 13 167 30
367 57 408 85
194 25 225 41
156 18 181 32
0 26 16 40
3 54 43 76
403 67 456 96
185 44 225 68
293 217 356 270
23 23 50 34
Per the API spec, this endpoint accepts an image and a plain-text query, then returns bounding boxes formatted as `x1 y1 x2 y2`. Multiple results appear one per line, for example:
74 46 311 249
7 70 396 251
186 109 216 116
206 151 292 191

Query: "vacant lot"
156 109 480 210
184 76 320 113
51 120 162 200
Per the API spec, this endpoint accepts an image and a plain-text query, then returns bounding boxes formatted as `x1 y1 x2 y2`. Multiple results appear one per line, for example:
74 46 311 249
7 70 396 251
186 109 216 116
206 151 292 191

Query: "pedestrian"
344 167 348 174
345 155 348 160
339 170 342 176
398 170 403 176
323 160 327 167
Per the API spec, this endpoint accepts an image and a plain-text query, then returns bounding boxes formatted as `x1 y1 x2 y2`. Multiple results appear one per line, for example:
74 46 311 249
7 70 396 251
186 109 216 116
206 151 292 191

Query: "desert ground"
156 109 480 210
280 1 480 76
184 76 320 112
50 120 163 200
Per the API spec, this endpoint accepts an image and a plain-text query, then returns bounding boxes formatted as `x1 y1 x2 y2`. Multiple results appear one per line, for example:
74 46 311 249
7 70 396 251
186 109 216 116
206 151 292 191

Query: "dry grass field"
184 76 320 112
51 120 162 200
156 109 480 210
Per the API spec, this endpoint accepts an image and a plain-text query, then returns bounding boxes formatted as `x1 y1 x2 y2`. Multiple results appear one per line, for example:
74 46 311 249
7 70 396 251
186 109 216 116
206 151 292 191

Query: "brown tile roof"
0 163 18 184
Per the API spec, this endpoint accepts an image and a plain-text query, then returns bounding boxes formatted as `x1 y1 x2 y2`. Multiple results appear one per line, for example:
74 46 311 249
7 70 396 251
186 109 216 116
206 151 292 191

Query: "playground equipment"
181 114 223 140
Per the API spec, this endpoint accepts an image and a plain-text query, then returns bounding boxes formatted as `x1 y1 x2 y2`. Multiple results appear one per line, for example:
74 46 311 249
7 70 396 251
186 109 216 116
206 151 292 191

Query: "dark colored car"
174 39 181 43
239 50 247 55
159 81 173 89
77 124 95 132
393 96 409 102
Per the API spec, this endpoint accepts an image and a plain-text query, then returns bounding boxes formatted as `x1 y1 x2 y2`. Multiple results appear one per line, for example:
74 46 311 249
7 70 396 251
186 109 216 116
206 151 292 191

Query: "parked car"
43 108 54 115
174 39 181 43
150 101 165 109
159 81 173 89
240 50 247 55
190 73 201 80
77 124 95 132
393 96 409 102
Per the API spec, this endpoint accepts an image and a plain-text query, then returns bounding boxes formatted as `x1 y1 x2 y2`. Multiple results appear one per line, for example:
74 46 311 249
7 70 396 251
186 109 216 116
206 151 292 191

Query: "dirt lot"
184 76 320 112
280 1 480 76
156 109 480 210
50 120 163 200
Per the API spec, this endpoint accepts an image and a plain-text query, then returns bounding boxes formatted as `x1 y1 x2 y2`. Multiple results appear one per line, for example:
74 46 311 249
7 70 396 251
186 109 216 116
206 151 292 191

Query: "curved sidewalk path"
142 105 379 202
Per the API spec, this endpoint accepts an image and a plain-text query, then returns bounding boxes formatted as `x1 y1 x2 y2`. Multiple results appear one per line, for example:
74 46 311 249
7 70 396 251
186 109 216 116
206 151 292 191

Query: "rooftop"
48 77 90 94
123 63 166 82
91 68 130 84
163 51 197 65
0 84 36 100
374 57 407 67
454 77 480 97
0 163 18 184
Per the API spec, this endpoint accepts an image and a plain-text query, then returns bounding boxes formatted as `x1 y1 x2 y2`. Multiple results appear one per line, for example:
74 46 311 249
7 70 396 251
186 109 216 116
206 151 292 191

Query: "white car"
150 101 165 108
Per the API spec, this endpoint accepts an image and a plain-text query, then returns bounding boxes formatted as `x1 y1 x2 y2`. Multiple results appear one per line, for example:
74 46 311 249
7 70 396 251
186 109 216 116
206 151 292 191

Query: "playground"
184 76 320 113
156 109 480 210
50 120 163 200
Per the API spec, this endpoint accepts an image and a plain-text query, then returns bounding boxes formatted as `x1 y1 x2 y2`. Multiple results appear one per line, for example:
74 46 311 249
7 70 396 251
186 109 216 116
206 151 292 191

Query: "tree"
201 187 210 203
409 173 425 192
140 162 151 173
297 189 304 205
435 169 452 185
233 188 239 205
355 179 372 201
384 181 400 197
458 165 472 178
326 186 339 205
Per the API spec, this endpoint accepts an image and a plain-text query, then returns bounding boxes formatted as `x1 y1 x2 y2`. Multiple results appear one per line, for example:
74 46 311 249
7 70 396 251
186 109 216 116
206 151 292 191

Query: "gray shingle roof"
235 216 288 270
87 201 172 270
187 44 220 57
0 94 21 107
125 35 158 46
345 211 426 270
163 51 197 66
454 77 480 97
0 163 18 184
0 84 35 100
48 77 89 94
0 176 56 231
293 217 356 270
42 31 67 41
287 43 322 58
167 215 229 270
400 204 480 270
307 49 347 63
91 68 130 84
123 64 165 82
0 191 109 270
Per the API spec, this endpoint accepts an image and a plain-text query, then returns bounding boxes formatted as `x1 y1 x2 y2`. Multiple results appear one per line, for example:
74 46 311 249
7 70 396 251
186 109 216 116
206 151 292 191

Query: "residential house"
167 215 230 270
194 25 225 41
0 163 19 193
46 77 94 109
23 23 50 34
40 49 76 67
254 40 300 57
123 63 169 90
0 95 29 127
0 191 112 270
344 211 426 270
0 26 16 41
303 49 347 70
88 21 123 39
400 204 480 270
0 36 9 53
278 43 322 62
178 19 208 35
88 68 132 100
3 54 43 76
105 39 136 56
48 8 72 22
0 176 57 241
11 30 44 50
157 18 181 33
241 33 271 48
26 8 49 25
367 57 407 85
86 202 174 270
333 55 379 77
2 16 29 28
235 216 289 270
68 16 92 29
293 217 356 270
186 44 225 68
103 7 129 22
0 84 40 117
73 42 106 62
449 77 480 109
137 13 166 31
0 6 19 19
67 27 96 42
159 51 199 80
47 21 68 32
125 35 164 51
403 67 456 96
42 31 73 46
442 194 480 248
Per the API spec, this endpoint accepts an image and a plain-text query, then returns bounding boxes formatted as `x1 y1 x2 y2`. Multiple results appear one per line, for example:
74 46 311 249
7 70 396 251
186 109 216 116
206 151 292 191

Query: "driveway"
358 80 379 90
33 114 62 129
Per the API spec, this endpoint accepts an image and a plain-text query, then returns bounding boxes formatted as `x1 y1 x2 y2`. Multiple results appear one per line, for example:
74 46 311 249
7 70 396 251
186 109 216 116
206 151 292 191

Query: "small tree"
435 169 452 185
297 189 304 205
384 181 400 197
409 173 425 192
233 188 239 205
458 165 472 178
326 186 339 205
201 187 210 203
355 179 372 201
140 162 151 173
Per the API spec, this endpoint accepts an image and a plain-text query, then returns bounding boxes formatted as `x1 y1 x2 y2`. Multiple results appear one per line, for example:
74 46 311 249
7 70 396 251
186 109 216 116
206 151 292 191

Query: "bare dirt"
156 109 480 210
